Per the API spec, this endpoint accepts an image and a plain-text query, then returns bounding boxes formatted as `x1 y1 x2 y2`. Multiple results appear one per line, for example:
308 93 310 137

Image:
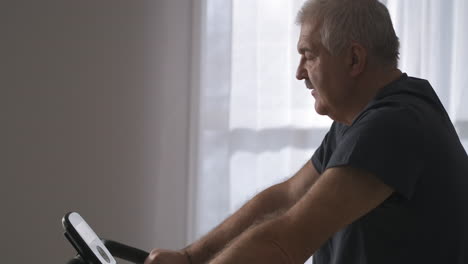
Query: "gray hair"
296 0 399 67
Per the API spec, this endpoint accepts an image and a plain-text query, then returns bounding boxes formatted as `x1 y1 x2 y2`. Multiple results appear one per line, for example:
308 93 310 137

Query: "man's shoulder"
353 103 421 132
371 74 441 113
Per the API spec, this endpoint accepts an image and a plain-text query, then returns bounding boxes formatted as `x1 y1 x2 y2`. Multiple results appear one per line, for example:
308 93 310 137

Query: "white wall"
1 0 193 263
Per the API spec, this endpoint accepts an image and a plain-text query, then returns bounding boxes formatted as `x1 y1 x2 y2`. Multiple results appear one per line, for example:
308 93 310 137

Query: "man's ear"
348 42 367 77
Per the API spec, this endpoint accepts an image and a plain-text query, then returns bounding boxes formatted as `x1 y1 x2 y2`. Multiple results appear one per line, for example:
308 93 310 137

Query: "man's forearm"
208 216 293 264
184 183 294 264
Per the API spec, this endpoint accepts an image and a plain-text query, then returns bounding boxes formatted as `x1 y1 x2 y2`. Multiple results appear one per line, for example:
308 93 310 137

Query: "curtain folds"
386 0 468 143
189 0 233 242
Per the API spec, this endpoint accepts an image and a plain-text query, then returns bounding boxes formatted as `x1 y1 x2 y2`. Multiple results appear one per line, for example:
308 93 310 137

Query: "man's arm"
184 161 319 263
209 166 394 264
144 161 320 264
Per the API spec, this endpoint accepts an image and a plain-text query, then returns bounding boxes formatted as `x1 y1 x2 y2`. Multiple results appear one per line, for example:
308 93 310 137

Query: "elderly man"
145 0 468 263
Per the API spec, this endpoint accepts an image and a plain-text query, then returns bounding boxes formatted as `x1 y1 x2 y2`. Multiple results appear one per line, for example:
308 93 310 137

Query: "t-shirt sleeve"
311 133 327 174
325 107 424 200
312 124 335 174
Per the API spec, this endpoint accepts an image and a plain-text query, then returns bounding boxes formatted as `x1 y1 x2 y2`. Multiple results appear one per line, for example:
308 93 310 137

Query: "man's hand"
144 249 191 264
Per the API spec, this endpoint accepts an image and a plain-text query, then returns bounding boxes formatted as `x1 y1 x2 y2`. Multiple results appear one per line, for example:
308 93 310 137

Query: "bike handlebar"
66 239 149 264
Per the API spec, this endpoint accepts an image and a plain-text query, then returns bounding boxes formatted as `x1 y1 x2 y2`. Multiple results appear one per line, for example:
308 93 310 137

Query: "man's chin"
314 103 328 116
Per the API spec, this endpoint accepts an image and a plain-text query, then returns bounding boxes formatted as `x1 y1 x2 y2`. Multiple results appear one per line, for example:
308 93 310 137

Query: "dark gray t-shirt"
311 74 468 264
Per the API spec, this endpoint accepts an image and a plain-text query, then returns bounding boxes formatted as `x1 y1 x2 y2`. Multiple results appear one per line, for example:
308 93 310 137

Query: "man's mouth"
305 81 317 97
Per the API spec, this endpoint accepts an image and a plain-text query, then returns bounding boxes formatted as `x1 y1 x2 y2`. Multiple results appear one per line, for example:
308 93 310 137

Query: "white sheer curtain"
385 0 468 147
188 1 468 262
189 0 325 242
229 0 331 213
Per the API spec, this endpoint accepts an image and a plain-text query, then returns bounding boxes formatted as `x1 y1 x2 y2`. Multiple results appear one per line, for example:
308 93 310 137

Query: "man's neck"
340 68 403 125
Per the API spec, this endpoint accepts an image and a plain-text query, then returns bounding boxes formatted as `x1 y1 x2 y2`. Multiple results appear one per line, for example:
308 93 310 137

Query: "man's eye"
305 53 316 60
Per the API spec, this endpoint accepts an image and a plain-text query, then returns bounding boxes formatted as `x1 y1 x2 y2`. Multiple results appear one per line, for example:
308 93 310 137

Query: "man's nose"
296 61 307 80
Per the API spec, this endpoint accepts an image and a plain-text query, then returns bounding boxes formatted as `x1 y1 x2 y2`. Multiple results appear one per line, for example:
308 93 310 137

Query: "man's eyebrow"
298 47 315 54
298 47 309 54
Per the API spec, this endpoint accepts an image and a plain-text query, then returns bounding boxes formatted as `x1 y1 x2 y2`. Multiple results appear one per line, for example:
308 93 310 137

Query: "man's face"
296 20 352 120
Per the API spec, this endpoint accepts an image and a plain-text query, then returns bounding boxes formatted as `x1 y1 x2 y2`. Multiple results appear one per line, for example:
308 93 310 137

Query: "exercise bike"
63 212 150 264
